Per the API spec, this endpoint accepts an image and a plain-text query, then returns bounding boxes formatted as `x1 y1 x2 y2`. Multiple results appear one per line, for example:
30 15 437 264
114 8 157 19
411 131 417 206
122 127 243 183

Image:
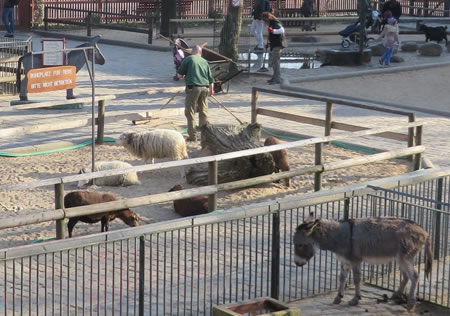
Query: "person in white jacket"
376 17 400 67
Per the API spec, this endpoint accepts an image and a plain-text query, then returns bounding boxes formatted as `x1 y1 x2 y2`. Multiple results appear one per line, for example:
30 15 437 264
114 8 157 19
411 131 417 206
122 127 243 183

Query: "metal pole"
87 12 92 37
148 16 153 44
270 211 280 300
325 102 333 142
208 161 218 211
343 198 350 221
91 47 96 182
44 7 48 31
433 178 443 259
138 236 145 316
55 183 65 239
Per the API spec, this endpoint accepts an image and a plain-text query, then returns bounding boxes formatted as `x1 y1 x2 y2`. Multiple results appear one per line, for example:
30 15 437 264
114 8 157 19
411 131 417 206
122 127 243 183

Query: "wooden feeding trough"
213 297 301 316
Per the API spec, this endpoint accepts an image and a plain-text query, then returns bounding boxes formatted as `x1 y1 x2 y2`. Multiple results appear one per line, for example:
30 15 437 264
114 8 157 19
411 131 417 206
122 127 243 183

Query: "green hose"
0 137 117 157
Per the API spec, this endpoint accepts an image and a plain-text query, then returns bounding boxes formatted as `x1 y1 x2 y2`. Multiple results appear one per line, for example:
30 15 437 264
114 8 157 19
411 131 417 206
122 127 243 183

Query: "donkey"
16 35 106 101
293 213 433 311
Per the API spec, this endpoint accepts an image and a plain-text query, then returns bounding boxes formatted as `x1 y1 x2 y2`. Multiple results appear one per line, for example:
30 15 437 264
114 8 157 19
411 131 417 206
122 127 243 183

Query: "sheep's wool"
78 161 141 187
119 129 188 162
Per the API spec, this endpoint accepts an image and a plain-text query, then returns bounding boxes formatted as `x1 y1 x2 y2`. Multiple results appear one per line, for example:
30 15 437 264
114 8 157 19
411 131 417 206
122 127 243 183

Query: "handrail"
0 121 423 192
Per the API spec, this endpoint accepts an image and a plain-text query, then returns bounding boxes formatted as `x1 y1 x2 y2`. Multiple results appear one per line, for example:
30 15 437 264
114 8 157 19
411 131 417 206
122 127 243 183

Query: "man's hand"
268 27 273 33
177 73 185 79
209 84 214 97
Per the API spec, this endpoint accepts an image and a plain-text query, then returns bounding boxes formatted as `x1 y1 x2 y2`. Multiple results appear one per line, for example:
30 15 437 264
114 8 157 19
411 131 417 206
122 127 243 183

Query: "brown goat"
64 191 140 237
169 184 209 217
264 136 291 186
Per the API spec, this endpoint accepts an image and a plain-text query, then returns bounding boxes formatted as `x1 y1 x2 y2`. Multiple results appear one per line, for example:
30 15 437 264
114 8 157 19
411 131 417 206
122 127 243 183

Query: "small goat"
169 184 209 217
64 191 140 237
264 136 291 186
419 24 448 45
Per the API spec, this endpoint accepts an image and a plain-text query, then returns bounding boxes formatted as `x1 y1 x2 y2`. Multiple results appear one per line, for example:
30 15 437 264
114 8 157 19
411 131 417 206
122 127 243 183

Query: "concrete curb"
284 60 450 84
32 30 172 52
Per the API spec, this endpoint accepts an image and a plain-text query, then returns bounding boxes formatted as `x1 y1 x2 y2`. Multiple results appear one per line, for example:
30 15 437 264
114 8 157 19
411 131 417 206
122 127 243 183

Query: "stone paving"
1 27 450 315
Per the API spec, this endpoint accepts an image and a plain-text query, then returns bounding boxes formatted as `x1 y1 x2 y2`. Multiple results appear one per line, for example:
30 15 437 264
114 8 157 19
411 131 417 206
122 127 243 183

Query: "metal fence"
0 37 32 95
1 168 450 315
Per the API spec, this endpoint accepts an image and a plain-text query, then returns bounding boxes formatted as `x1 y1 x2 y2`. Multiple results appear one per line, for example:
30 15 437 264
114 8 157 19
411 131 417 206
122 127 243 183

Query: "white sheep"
116 129 188 163
77 160 141 187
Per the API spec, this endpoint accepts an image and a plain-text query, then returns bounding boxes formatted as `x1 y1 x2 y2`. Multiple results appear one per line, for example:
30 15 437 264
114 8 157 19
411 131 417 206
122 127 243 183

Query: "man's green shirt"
177 55 214 87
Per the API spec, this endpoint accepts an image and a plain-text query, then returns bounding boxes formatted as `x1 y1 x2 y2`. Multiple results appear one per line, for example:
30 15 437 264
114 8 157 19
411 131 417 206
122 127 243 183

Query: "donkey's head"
293 212 320 266
74 35 106 66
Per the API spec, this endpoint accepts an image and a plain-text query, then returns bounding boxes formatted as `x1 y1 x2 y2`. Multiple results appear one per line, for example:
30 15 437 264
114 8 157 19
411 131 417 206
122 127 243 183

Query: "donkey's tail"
425 235 433 279
16 54 25 91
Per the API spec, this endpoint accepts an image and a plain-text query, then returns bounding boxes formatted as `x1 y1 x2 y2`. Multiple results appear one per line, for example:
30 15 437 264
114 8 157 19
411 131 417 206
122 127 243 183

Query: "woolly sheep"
116 129 188 163
264 136 291 187
77 160 140 187
64 191 140 237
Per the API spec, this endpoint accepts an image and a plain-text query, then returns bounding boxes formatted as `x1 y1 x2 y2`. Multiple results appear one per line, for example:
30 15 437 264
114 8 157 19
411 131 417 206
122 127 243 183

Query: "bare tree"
218 0 243 63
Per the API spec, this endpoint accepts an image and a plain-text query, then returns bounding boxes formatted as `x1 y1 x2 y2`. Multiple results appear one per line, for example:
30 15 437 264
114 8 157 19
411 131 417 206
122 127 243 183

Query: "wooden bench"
276 8 318 31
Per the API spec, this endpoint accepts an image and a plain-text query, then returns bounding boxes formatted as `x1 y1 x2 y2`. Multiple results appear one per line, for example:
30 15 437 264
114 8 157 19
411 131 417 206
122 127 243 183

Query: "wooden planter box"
213 297 301 316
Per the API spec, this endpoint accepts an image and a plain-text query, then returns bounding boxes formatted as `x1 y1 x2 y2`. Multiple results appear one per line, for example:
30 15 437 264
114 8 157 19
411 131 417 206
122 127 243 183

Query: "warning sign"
27 66 76 94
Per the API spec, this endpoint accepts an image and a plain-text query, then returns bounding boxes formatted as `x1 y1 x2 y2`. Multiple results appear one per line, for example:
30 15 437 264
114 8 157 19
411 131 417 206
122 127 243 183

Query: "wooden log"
187 123 274 185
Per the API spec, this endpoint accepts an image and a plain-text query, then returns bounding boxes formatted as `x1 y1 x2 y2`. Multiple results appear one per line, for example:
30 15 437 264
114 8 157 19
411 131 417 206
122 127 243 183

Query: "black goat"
419 24 448 45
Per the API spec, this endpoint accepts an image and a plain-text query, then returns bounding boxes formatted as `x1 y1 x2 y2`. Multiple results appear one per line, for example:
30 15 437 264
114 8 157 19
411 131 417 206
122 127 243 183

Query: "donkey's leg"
349 262 362 306
333 264 350 304
401 259 418 311
392 271 409 302
19 76 28 101
66 88 75 99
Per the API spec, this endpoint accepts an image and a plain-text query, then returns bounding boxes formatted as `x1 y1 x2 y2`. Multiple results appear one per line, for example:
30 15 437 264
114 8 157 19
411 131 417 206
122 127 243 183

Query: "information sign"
42 38 66 66
27 66 76 94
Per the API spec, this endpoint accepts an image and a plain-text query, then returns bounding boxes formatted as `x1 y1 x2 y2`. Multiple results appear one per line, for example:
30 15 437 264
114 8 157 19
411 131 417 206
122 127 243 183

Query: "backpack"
264 0 272 13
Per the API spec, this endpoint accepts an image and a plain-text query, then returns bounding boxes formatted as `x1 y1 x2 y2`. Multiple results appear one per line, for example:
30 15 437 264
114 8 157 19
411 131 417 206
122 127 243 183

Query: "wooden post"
96 99 105 145
87 12 92 37
251 88 258 124
208 161 218 211
44 7 48 31
55 183 65 240
414 125 423 171
325 102 333 139
445 0 450 17
409 0 415 16
148 16 153 44
408 113 416 162
314 143 323 191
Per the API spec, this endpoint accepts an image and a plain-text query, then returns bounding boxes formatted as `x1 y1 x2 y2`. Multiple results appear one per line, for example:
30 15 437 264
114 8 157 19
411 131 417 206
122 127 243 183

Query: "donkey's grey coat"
293 215 433 311
16 35 105 101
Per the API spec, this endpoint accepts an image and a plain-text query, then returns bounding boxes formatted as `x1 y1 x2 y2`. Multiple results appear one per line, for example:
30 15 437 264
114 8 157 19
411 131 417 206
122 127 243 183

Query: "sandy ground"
0 127 411 248
1 27 448 249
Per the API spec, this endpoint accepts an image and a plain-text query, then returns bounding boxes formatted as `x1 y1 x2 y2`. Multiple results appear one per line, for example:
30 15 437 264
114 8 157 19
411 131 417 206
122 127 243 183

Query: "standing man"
177 45 215 142
2 0 15 38
262 11 286 85
251 0 265 51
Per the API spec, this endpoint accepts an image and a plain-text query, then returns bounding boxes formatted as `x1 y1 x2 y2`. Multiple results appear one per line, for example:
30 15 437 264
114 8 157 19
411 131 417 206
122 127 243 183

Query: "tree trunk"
186 123 275 185
161 0 177 36
218 0 243 64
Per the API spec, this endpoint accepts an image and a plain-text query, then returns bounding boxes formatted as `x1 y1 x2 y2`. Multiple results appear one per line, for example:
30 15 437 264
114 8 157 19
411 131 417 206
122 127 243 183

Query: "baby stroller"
339 20 376 48
172 38 189 81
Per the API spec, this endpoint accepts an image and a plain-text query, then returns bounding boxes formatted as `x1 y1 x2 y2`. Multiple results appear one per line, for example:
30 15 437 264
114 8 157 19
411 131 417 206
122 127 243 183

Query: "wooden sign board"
26 66 76 94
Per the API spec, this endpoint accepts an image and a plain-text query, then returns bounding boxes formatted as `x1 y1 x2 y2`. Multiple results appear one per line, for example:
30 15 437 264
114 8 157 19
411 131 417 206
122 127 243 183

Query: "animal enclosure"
0 167 449 314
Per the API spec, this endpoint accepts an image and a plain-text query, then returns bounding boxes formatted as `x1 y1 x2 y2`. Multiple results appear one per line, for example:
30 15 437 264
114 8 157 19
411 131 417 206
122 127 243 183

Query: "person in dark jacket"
262 11 286 85
251 0 265 51
2 0 15 37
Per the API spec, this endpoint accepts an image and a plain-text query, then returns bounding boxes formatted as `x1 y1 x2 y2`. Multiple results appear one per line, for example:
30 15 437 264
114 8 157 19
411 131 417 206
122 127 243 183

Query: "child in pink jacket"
376 17 400 67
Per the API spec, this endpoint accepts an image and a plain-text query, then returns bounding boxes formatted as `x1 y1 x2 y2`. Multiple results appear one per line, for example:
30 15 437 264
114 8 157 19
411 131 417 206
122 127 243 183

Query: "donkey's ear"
305 212 315 223
304 219 320 235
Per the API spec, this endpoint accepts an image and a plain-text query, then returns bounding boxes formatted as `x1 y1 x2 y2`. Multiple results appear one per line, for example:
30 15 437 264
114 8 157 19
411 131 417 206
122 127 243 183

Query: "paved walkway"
1 27 450 315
